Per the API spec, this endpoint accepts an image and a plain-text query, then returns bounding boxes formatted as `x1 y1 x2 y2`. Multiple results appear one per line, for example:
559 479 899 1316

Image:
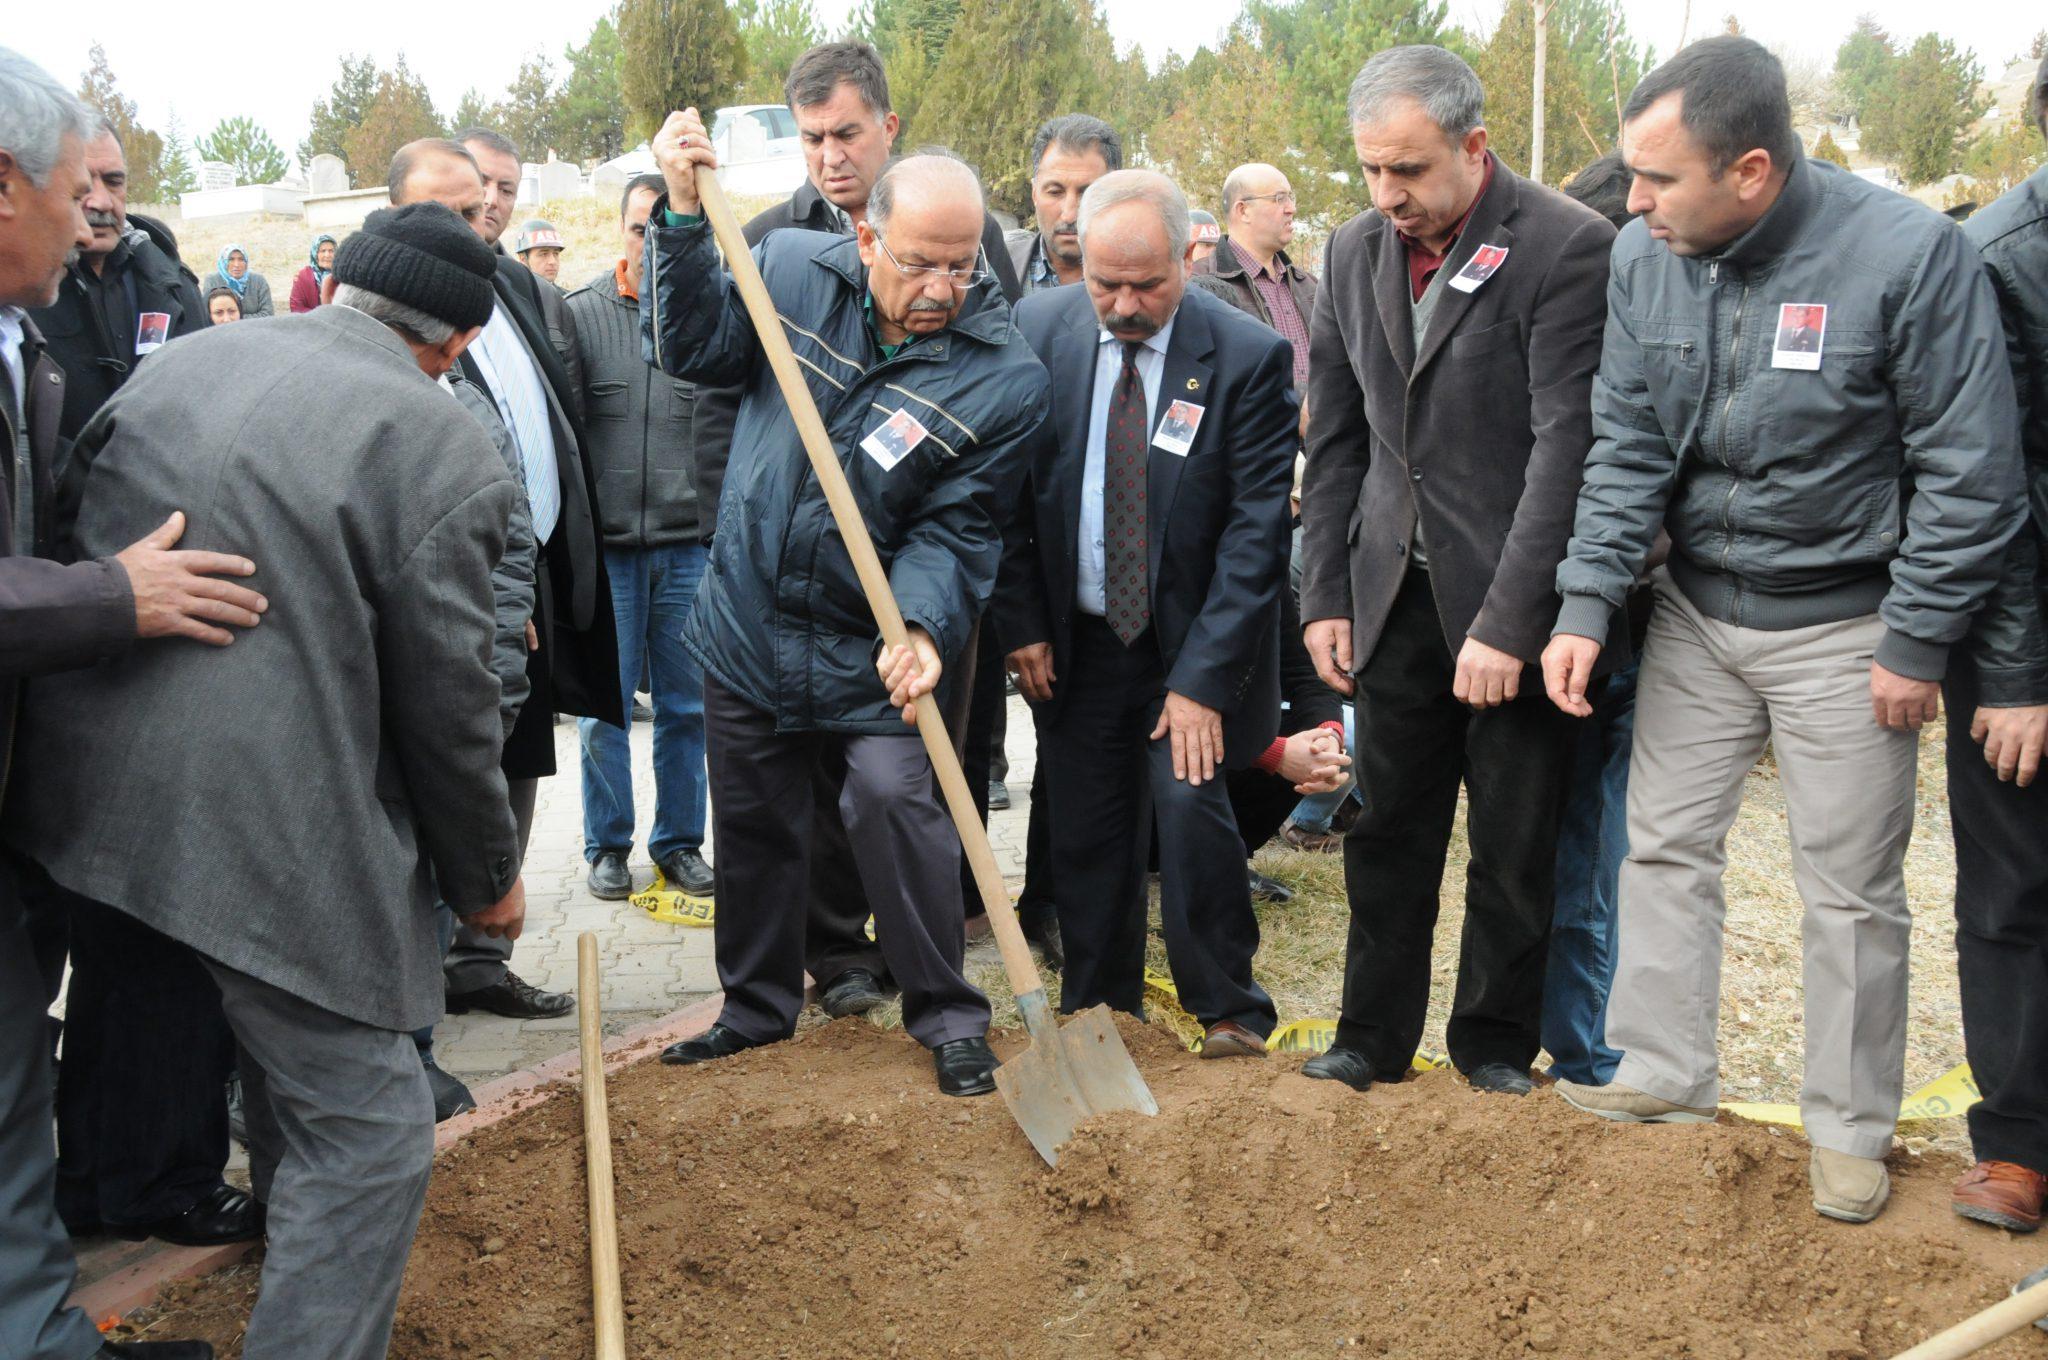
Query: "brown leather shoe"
1954 1160 2047 1233
1199 1020 1267 1059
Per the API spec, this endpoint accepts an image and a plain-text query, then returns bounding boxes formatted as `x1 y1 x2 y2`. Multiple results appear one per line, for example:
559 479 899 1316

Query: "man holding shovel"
641 110 1051 1096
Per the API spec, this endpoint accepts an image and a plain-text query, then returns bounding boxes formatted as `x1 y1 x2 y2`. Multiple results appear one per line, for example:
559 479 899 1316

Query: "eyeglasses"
873 233 989 289
1240 191 1297 207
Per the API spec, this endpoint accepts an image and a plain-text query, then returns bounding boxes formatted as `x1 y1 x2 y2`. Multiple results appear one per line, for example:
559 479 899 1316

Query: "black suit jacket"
461 255 622 728
998 284 1299 767
1297 155 1619 671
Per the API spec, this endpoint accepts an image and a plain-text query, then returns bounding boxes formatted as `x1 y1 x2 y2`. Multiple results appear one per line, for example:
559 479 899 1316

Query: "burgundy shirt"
1227 238 1311 391
1400 155 1497 302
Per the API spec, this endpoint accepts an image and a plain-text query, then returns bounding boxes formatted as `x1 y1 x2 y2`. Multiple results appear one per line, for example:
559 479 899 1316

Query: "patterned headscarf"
215 244 249 299
309 233 338 290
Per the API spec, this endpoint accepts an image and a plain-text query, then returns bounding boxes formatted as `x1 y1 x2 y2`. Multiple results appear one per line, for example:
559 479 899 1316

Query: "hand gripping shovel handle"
691 166 1049 1016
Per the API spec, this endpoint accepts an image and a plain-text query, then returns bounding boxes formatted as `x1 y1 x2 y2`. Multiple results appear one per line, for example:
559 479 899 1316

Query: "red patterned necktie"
1104 340 1150 645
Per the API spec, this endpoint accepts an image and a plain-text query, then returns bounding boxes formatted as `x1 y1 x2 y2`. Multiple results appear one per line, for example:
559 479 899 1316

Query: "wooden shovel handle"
578 933 627 1360
1890 1276 2048 1360
692 166 1044 1000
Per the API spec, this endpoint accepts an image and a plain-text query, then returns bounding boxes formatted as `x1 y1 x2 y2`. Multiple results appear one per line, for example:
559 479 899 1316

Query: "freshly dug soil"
143 1018 2045 1359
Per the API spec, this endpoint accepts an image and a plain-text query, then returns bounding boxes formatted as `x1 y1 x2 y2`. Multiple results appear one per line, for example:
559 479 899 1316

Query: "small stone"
481 1236 507 1256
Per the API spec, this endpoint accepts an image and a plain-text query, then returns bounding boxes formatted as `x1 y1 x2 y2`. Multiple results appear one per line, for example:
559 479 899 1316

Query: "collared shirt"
1078 313 1177 616
1022 236 1063 295
1399 155 1497 302
1228 238 1311 390
468 305 561 545
0 307 25 424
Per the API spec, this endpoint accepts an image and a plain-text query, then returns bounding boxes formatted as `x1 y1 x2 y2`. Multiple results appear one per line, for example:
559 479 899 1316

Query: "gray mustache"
85 210 120 229
907 297 952 313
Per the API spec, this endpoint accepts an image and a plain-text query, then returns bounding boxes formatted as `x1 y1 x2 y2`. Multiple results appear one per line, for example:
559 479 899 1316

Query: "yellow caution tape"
1143 975 1446 1070
1142 969 1208 1050
1722 1063 1977 1129
630 870 714 927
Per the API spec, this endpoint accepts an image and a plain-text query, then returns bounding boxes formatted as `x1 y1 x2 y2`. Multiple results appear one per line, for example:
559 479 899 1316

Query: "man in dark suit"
1001 169 1299 1056
1296 46 1615 1096
9 203 526 1360
390 138 621 1021
0 47 237 1360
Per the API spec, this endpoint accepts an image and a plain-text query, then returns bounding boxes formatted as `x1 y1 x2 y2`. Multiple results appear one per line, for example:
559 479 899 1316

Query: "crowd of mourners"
1 29 2044 1360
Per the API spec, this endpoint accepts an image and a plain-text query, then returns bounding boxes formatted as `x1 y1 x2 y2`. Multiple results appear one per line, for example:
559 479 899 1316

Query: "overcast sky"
8 0 2038 162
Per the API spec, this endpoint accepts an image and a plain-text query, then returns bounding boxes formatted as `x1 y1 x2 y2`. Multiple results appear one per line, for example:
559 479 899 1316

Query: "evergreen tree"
341 57 445 188
736 0 826 104
558 14 629 162
619 0 750 145
1474 0 1602 183
1811 127 1851 167
1861 33 1986 185
451 89 499 134
1544 0 1651 143
197 116 291 185
160 114 198 198
867 0 964 139
1960 114 2045 198
78 43 165 203
301 54 380 179
915 0 1106 218
500 56 562 158
1833 15 1896 123
1245 0 1454 175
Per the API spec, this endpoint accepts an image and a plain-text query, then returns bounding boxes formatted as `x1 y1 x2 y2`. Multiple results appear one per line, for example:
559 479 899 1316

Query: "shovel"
1888 1269 2048 1359
691 163 1157 1166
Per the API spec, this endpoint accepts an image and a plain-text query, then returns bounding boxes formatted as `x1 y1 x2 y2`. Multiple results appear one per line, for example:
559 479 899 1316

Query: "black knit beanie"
332 203 497 331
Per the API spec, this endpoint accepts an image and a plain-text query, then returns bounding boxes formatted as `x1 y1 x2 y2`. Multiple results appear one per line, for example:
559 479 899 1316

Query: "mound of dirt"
143 1018 2042 1358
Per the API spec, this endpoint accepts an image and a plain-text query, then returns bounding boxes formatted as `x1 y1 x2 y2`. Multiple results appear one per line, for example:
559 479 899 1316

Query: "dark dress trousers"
1296 155 1615 1076
999 284 1298 1031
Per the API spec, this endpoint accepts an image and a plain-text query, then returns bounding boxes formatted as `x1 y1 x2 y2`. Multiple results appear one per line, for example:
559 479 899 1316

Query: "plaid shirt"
1021 236 1063 295
1229 238 1311 391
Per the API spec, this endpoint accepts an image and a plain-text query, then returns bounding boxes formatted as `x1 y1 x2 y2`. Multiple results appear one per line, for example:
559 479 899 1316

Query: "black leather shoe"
1300 1046 1381 1092
422 1056 478 1122
1249 869 1293 904
933 1037 998 1097
1020 907 1064 971
587 851 632 900
446 970 574 1019
819 968 886 1018
987 779 1011 810
660 1023 770 1066
659 847 715 896
1467 1062 1534 1096
122 1183 264 1247
98 1341 216 1359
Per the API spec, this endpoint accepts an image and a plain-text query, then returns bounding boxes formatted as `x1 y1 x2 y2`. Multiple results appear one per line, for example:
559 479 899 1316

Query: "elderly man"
689 40 1043 1013
0 48 243 1360
1005 114 1122 293
1543 38 2024 1225
999 170 1301 1055
644 111 1048 1095
566 174 713 902
1297 46 1614 1098
390 137 620 1022
8 201 527 1359
1189 163 1317 400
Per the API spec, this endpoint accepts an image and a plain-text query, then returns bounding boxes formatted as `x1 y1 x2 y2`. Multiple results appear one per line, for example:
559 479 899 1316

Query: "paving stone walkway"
430 701 1037 1086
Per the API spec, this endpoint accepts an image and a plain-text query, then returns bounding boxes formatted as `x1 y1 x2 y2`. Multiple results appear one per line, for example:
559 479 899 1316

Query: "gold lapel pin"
1186 378 1199 390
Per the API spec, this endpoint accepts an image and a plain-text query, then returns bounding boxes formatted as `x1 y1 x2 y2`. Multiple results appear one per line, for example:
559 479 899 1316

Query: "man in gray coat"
6 202 527 1360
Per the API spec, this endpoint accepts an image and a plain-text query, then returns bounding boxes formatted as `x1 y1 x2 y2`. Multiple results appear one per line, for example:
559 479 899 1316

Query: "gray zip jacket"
1554 157 2026 681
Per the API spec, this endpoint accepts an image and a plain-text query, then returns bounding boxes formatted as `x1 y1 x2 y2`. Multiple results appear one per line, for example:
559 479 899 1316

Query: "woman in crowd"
200 243 272 318
288 233 337 312
205 286 242 325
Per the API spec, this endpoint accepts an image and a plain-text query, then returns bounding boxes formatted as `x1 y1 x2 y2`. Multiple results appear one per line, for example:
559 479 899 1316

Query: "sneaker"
1553 1078 1715 1124
658 847 715 896
1953 1160 2047 1233
587 850 632 900
1811 1147 1890 1223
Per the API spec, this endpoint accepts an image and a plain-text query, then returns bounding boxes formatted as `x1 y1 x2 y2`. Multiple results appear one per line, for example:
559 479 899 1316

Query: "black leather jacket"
1962 164 2048 705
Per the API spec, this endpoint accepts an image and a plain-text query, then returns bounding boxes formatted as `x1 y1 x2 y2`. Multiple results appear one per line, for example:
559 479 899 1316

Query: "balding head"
857 153 989 346
1077 169 1191 339
1221 161 1296 258
388 139 486 238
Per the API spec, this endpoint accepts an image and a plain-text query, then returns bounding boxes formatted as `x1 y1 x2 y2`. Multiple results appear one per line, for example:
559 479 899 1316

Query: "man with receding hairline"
642 112 1049 1095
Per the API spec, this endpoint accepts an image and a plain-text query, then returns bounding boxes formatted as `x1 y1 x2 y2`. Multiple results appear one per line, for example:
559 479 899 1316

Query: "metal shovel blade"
994 1003 1159 1167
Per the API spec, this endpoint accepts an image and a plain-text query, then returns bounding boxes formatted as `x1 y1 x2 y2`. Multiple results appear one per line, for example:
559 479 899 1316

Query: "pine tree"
1861 33 1987 185
341 57 445 188
1245 0 1454 175
451 89 499 134
619 0 750 145
77 43 166 203
198 116 291 185
1833 16 1896 123
736 0 826 104
160 114 198 198
867 0 964 140
1474 0 1601 184
301 54 380 180
500 56 562 159
558 15 629 162
1811 127 1851 167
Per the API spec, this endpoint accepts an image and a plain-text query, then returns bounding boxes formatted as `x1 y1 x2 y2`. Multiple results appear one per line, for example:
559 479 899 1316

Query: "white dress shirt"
1077 314 1176 616
467 305 561 545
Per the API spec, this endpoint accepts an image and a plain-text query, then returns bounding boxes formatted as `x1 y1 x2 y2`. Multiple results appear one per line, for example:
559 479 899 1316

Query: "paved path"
430 701 1036 1085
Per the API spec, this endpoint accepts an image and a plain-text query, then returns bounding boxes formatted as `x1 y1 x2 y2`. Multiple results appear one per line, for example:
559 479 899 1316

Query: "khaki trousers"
1605 574 1918 1159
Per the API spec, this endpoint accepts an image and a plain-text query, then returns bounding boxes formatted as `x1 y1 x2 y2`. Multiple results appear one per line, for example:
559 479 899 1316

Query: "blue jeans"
580 543 709 864
1286 704 1364 833
1541 663 1636 1084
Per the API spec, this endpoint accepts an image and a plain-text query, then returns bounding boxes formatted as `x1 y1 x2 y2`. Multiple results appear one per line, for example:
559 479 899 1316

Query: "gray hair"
868 150 985 235
1077 169 1191 261
1347 45 1485 142
331 282 459 346
0 47 98 187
